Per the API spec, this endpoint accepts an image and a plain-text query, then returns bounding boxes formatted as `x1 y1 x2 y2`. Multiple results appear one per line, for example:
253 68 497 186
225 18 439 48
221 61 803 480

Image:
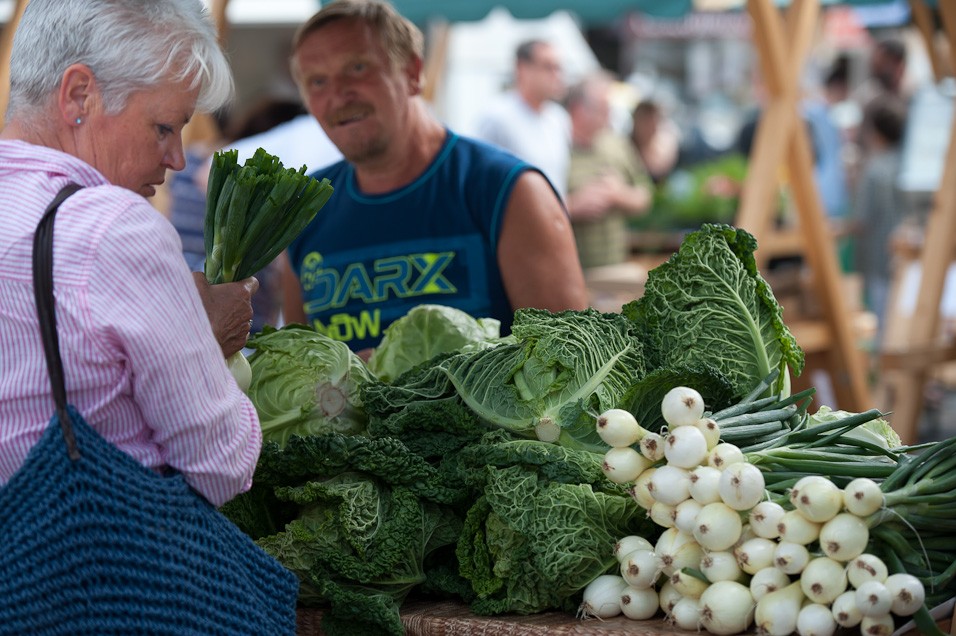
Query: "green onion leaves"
203 147 334 284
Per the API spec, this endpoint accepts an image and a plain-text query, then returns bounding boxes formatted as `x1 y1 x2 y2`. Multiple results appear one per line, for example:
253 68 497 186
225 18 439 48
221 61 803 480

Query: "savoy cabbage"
367 304 504 382
456 463 650 615
222 433 464 636
440 308 645 453
363 308 646 454
624 224 804 398
246 325 375 446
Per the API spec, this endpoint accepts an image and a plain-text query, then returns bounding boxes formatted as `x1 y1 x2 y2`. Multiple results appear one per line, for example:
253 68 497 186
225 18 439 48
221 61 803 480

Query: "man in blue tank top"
282 0 589 355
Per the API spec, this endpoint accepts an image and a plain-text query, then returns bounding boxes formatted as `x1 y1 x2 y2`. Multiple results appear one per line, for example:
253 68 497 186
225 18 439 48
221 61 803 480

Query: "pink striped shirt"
0 140 261 507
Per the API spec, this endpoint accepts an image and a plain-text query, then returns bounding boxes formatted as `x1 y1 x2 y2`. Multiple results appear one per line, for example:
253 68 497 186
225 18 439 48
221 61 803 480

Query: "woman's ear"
58 63 95 126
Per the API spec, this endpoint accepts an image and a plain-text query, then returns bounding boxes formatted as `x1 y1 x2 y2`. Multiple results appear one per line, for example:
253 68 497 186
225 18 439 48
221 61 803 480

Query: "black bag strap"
32 183 84 460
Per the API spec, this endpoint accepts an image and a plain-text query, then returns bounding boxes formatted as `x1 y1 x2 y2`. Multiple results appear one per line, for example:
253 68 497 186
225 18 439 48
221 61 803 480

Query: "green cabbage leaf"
373 308 647 454
222 433 464 636
623 224 804 398
447 430 621 492
456 463 650 615
367 304 504 382
809 405 902 450
624 362 737 433
246 325 376 446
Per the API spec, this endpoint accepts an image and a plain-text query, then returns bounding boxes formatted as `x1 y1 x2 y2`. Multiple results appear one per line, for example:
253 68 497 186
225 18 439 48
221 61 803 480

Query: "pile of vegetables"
587 382 956 635
218 223 955 636
220 431 465 636
202 147 334 388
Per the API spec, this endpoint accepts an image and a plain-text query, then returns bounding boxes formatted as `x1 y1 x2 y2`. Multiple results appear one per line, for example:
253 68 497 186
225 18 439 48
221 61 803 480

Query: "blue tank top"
288 131 541 351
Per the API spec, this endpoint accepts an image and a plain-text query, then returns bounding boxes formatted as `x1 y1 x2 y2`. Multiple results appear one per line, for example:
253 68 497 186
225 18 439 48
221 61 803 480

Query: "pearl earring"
75 117 82 125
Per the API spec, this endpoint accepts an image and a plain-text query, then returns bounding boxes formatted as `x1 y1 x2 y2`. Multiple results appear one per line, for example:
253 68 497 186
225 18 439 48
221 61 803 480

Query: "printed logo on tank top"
299 250 459 342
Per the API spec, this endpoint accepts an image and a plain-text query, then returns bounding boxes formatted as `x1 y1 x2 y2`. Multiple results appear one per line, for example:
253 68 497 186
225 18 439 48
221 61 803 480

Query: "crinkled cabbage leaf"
222 433 464 636
456 464 649 615
810 405 902 450
625 362 737 433
260 475 460 636
398 308 646 454
623 224 804 398
367 304 503 383
247 325 375 446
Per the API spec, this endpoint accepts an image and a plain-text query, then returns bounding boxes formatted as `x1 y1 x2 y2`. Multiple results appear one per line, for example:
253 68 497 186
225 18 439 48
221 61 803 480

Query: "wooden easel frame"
880 0 956 444
736 0 872 413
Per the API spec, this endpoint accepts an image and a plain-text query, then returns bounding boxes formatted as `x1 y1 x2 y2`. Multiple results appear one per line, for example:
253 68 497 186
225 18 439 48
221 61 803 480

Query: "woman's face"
82 77 199 197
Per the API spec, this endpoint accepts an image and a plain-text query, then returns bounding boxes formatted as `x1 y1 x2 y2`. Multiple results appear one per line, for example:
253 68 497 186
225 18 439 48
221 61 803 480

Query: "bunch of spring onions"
580 375 956 636
203 148 334 389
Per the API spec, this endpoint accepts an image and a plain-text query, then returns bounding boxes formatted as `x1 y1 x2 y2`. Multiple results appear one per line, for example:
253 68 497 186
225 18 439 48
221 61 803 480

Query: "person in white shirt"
473 39 572 200
225 112 342 173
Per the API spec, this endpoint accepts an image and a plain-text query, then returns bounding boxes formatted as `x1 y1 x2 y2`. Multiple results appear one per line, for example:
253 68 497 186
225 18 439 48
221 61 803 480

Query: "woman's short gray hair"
7 0 233 119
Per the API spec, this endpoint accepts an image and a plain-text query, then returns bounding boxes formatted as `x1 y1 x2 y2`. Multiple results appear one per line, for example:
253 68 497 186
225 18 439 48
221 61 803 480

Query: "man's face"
518 43 565 103
293 17 418 164
871 48 902 92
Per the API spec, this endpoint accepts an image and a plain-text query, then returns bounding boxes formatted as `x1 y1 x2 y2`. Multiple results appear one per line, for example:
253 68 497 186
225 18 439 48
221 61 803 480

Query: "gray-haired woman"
0 0 262 508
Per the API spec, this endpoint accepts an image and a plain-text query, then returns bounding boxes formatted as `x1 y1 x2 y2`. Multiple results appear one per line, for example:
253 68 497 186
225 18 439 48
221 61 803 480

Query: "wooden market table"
296 599 704 635
296 597 956 636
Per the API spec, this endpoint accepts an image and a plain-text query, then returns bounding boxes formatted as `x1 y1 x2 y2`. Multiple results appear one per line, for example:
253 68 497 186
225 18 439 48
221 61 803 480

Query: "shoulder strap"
32 183 84 460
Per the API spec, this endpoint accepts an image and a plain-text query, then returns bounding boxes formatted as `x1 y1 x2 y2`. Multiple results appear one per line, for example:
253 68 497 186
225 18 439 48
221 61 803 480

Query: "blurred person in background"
824 54 852 107
473 39 572 200
821 54 863 270
629 99 679 185
854 37 910 158
802 92 851 221
565 72 652 270
850 94 908 348
736 66 848 221
281 0 588 356
867 37 909 101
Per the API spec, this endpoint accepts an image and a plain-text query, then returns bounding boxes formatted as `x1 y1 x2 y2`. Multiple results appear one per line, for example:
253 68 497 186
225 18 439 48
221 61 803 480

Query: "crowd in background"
461 32 915 352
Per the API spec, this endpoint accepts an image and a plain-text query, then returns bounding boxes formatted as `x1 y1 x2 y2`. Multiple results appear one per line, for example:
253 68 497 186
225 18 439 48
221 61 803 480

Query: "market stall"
2 2 953 635
217 217 955 636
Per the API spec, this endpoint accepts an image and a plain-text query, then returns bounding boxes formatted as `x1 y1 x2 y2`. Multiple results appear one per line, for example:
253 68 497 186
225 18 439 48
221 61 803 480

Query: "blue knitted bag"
0 184 299 635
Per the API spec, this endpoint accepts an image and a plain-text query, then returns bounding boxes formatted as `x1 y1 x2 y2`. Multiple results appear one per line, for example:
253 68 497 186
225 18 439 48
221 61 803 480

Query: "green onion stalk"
203 148 334 390
710 376 956 634
702 370 956 629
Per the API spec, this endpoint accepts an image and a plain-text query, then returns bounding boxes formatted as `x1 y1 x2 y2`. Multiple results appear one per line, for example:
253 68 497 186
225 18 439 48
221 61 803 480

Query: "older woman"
0 0 260 507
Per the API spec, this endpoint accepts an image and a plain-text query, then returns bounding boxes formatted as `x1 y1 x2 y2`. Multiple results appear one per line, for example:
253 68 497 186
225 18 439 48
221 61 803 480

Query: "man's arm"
497 171 590 312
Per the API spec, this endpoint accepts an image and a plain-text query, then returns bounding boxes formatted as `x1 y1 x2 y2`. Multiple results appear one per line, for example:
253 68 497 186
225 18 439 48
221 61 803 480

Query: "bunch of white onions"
588 385 929 636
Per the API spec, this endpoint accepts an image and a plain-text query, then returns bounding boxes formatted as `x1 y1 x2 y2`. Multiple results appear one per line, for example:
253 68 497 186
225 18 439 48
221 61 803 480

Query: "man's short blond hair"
292 0 423 70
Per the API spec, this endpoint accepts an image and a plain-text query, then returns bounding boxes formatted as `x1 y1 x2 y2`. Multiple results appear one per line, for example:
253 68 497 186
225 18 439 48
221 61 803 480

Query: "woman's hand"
192 272 259 357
